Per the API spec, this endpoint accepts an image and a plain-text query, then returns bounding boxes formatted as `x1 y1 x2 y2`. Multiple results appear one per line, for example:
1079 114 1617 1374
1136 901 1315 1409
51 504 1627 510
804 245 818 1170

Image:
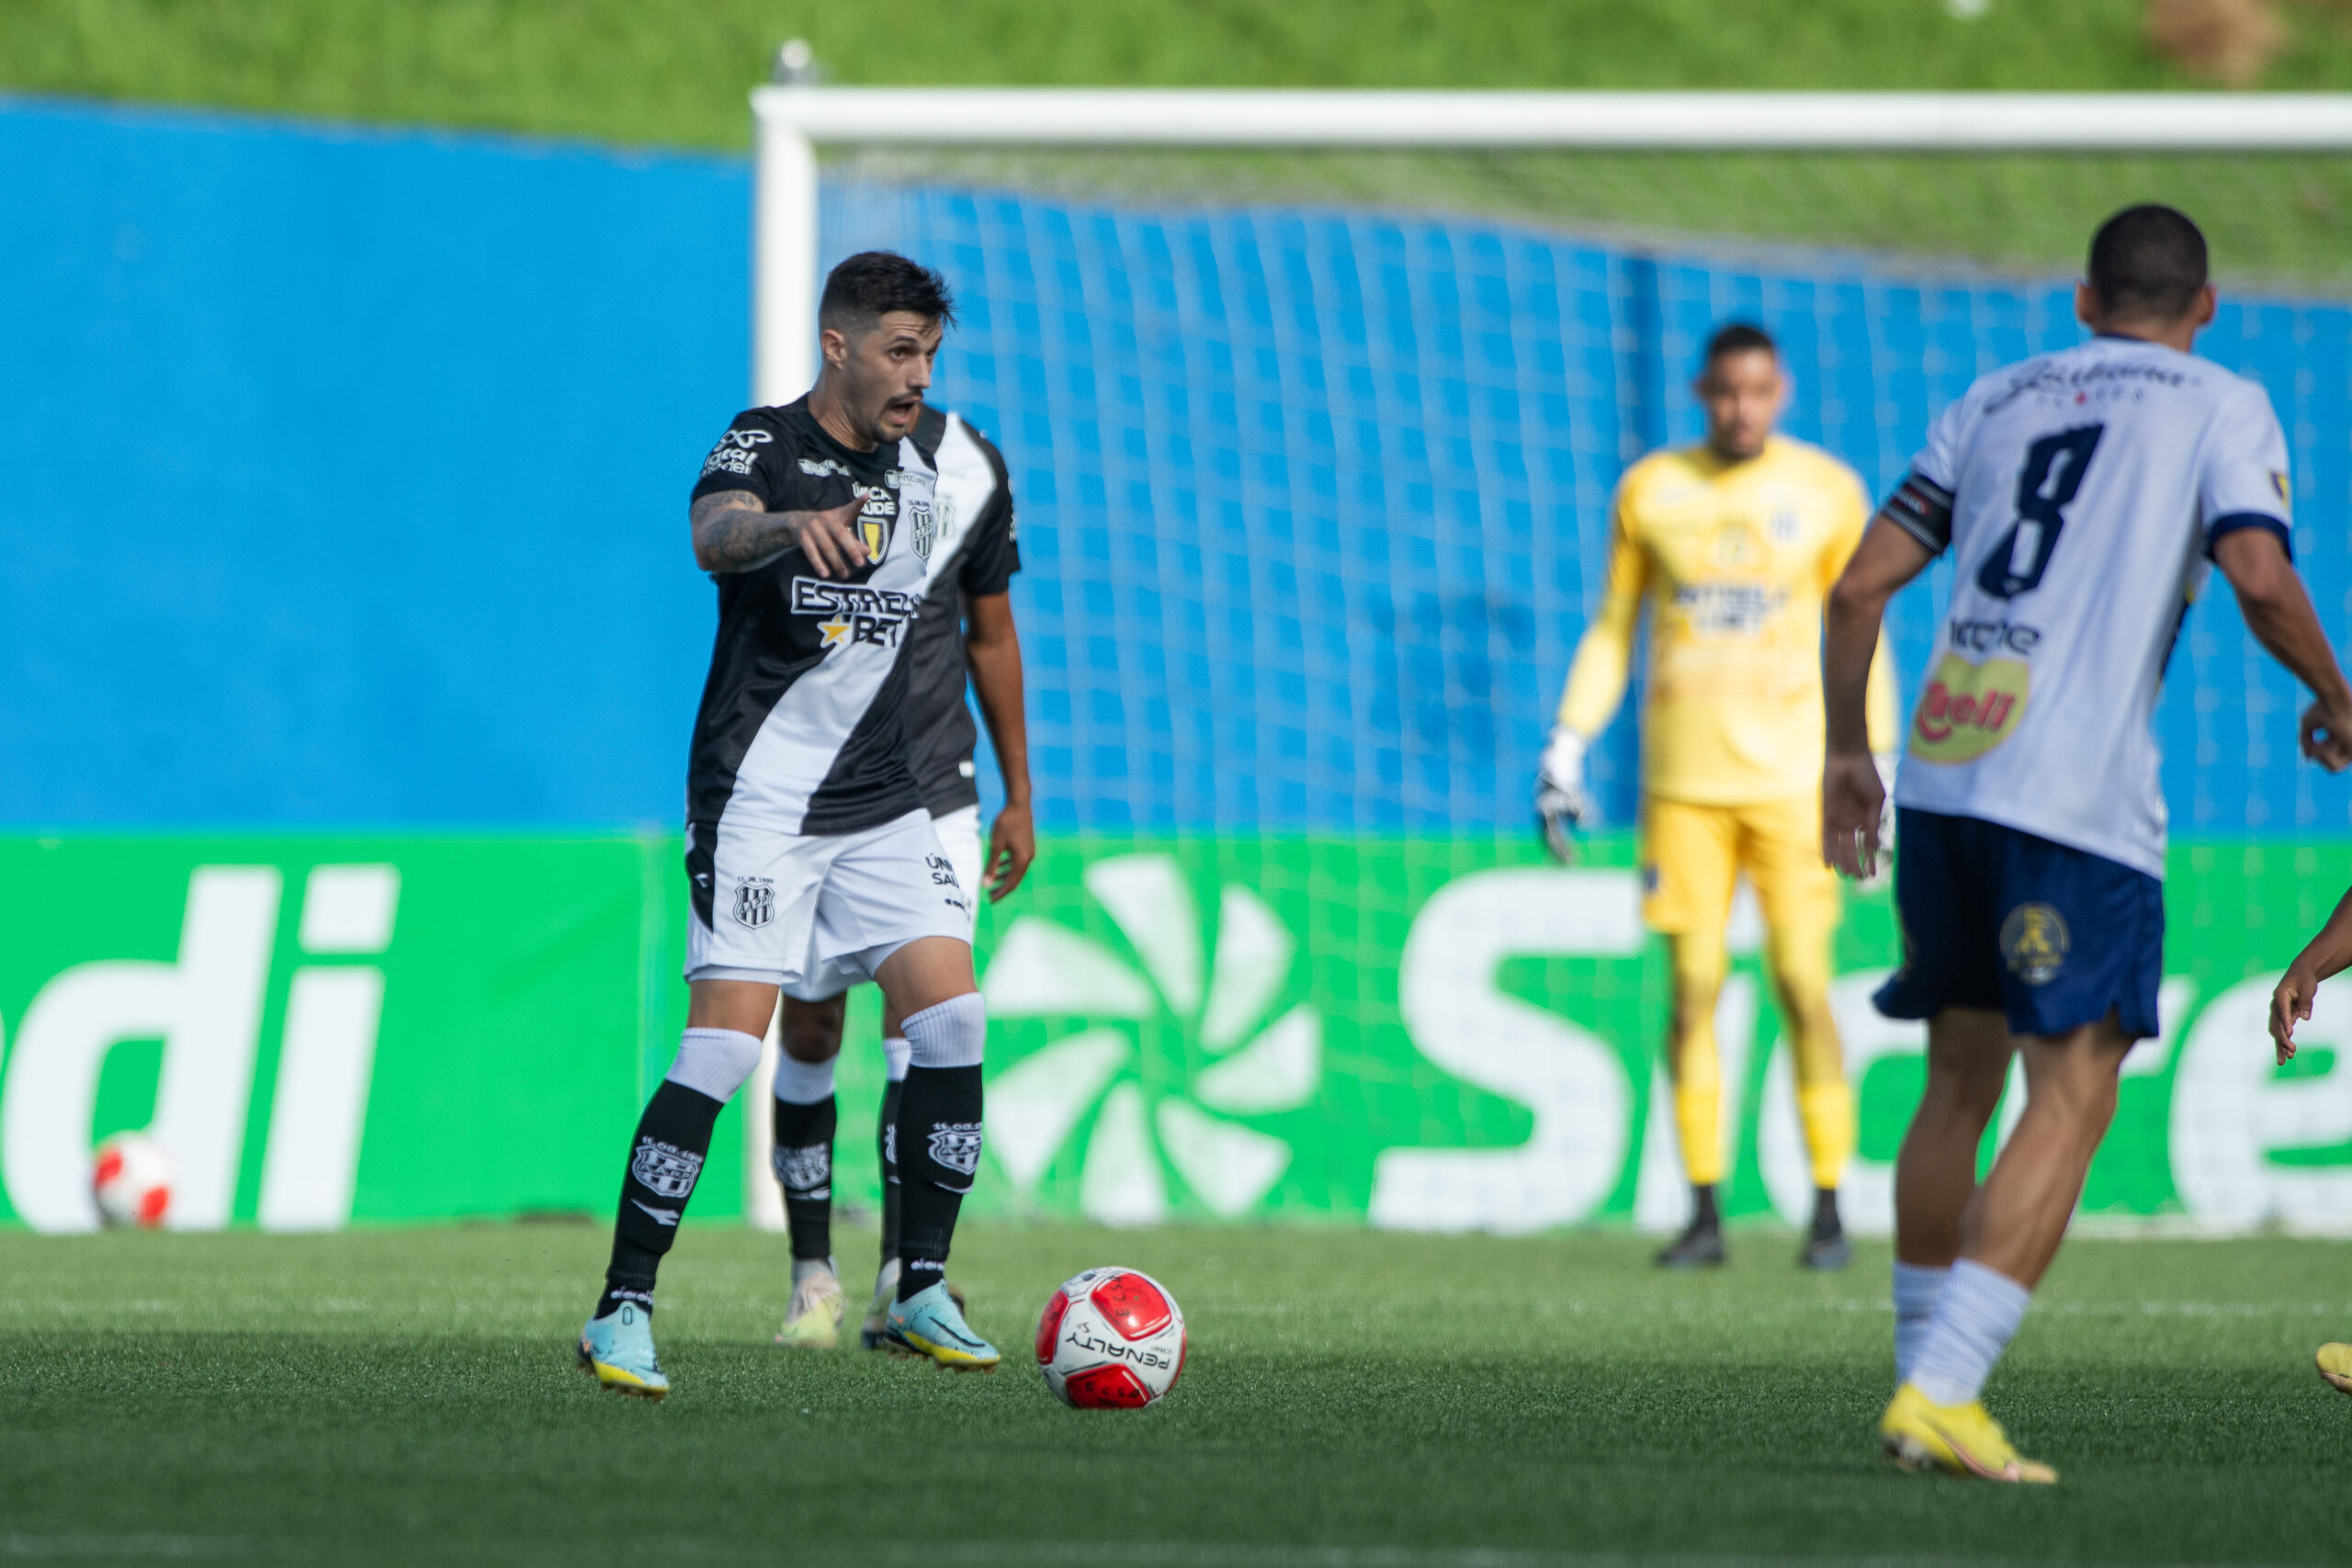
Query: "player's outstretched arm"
965 592 1035 900
2211 529 2352 773
1821 519 1935 879
689 490 867 578
2271 885 2352 1062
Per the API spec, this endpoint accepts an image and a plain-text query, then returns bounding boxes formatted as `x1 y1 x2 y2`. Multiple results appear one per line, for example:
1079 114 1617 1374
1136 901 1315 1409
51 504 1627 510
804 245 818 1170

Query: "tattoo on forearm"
690 490 807 573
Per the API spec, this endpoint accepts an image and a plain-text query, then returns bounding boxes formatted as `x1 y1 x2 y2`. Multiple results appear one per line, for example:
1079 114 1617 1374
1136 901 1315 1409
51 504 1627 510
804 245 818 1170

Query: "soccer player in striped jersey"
1539 322 1899 1269
1825 206 2352 1480
578 253 1005 1398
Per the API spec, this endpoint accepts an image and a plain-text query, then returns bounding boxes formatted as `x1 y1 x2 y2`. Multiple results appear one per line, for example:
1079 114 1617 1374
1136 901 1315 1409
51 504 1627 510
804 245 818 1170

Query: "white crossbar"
752 87 2352 400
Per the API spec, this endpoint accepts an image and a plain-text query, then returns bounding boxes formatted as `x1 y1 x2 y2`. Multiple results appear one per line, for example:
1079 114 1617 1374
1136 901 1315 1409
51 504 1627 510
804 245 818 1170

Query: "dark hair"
819 251 956 332
2087 205 2208 322
1702 321 1777 368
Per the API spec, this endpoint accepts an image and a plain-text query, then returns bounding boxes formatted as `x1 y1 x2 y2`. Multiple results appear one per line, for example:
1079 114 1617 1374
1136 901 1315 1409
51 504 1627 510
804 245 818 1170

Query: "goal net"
750 90 2352 1238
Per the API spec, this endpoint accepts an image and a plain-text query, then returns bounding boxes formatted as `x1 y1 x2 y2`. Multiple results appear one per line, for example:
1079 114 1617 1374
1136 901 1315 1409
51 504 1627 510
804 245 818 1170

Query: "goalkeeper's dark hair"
820 251 957 333
2087 206 2208 322
1702 321 1777 369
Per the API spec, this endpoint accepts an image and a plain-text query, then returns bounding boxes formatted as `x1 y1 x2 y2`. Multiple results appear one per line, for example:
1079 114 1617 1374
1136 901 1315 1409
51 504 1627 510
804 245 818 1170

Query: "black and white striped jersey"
684 397 940 837
902 406 1021 816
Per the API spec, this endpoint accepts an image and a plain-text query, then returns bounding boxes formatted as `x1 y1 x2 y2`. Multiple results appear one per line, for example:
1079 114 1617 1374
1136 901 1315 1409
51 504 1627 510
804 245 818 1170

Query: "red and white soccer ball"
1035 1266 1186 1409
92 1133 173 1229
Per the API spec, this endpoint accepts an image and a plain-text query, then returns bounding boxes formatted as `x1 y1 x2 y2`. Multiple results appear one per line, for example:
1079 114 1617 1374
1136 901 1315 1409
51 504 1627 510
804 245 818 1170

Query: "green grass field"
2 1223 2347 1566
7 1 2352 286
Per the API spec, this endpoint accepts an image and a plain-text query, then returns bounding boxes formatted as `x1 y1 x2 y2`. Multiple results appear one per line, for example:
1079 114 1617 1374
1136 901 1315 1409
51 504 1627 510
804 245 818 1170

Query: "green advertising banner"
0 833 2346 1235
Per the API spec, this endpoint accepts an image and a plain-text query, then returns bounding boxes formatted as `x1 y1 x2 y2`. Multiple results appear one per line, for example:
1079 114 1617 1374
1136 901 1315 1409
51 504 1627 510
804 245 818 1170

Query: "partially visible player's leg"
862 1009 911 1349
772 992 847 1348
1643 796 1739 1267
812 809 996 1369
1892 1007 2009 1376
1744 792 1856 1269
865 805 981 1347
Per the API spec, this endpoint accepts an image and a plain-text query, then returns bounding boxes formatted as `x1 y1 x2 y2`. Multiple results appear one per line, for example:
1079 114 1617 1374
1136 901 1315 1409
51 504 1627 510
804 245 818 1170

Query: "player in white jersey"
1822 206 2352 1481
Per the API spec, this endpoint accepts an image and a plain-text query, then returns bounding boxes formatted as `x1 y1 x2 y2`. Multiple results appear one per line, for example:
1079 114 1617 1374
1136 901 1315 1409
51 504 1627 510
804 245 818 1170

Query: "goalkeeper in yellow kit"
1537 323 1898 1269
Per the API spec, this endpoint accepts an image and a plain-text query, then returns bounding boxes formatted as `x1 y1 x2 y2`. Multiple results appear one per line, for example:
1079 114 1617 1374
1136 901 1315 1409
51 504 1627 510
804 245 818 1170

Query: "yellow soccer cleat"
774 1270 846 1350
2317 1343 2352 1394
1878 1382 2055 1483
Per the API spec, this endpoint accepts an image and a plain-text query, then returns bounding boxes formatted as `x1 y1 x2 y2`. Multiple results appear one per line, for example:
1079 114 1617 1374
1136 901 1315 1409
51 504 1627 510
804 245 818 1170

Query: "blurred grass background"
6 1 2352 284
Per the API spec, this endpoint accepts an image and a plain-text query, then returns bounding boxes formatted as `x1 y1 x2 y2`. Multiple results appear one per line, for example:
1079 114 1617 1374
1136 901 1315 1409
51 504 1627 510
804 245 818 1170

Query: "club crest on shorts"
734 877 775 929
926 1122 984 1178
631 1138 704 1200
773 1144 831 1195
2000 902 2070 986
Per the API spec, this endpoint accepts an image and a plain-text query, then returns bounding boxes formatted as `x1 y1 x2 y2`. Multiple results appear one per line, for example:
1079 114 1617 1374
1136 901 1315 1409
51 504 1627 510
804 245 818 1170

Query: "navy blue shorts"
1874 807 2164 1040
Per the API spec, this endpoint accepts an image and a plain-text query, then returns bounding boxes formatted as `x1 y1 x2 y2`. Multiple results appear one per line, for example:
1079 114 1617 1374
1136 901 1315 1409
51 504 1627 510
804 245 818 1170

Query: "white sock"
772 1052 835 1105
1909 1258 2030 1406
791 1255 836 1290
883 1036 911 1082
1893 1262 1951 1385
873 1257 901 1301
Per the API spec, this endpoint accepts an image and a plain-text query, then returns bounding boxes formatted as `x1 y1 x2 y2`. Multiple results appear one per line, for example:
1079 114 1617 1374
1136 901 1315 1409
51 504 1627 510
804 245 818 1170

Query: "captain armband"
1879 469 1955 555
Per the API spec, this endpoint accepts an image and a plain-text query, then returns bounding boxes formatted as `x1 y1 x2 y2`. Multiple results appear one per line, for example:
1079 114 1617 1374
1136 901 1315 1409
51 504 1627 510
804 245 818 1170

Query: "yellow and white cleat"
774 1269 846 1350
1878 1382 2055 1483
577 1301 669 1401
2317 1343 2352 1394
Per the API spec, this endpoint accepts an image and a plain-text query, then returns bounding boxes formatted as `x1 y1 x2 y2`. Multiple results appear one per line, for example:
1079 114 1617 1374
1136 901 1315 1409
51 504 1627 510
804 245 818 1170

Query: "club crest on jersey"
907 499 936 560
734 877 775 929
1769 509 1801 545
1909 653 2030 764
631 1138 705 1200
2000 902 2070 986
926 1122 984 1178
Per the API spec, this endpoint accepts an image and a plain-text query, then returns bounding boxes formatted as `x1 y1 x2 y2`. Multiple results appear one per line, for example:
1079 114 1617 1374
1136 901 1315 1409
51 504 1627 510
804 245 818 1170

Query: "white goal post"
751 87 2352 406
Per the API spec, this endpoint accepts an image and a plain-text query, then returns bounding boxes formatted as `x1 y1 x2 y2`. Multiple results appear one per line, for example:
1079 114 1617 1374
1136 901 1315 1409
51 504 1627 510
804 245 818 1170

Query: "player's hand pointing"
2271 958 2319 1064
1821 750 1885 882
793 497 869 579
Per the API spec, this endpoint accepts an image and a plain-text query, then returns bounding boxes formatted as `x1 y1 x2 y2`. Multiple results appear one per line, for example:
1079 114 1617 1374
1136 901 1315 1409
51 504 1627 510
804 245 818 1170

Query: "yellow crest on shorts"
2000 902 2069 986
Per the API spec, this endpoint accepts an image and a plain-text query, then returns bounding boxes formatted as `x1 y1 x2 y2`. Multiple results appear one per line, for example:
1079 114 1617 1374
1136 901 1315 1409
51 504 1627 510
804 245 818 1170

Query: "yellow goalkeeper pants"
1643 793 1854 1191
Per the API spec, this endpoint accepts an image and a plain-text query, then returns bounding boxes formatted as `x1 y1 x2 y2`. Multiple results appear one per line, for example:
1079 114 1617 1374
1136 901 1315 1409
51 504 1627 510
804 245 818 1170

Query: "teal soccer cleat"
578 1301 670 1400
884 1280 1000 1371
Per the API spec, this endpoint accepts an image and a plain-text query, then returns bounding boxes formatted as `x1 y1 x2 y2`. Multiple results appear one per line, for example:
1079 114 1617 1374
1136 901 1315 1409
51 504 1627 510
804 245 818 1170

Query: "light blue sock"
1893 1261 1951 1386
1910 1258 2030 1406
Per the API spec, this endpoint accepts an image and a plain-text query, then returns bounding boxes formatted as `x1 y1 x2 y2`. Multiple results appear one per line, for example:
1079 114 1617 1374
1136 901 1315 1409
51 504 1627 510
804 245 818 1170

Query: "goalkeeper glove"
1535 727 1593 864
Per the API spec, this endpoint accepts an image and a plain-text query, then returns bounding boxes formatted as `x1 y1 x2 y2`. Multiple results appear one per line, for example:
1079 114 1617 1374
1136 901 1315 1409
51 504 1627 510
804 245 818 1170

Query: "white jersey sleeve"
1889 337 2294 878
2199 379 2294 556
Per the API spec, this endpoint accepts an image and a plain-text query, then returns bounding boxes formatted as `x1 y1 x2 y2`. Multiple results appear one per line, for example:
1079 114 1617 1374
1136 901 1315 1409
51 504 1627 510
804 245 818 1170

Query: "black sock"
877 1076 904 1266
1810 1186 1841 1240
1689 1183 1721 1233
771 1091 838 1264
594 1078 724 1319
895 1064 982 1302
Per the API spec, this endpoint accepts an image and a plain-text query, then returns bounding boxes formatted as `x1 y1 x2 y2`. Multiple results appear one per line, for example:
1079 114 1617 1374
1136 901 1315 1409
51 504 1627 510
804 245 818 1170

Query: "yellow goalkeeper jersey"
1556 434 1899 806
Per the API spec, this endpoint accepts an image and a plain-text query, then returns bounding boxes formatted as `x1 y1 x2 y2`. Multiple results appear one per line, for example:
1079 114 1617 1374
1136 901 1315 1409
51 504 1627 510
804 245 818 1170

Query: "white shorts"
929 803 983 942
685 808 973 999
